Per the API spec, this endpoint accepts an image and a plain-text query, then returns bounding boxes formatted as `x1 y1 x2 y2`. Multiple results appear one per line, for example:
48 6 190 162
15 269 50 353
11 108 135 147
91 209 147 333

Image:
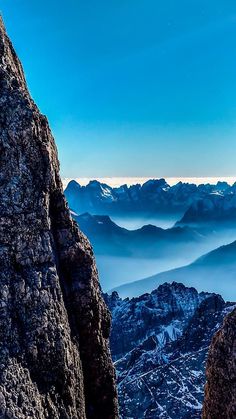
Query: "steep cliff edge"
0 16 118 419
203 308 236 418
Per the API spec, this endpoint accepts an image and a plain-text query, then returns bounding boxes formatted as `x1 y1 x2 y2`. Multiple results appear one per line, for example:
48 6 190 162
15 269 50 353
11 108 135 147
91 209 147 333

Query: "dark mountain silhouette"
75 212 204 258
65 178 234 217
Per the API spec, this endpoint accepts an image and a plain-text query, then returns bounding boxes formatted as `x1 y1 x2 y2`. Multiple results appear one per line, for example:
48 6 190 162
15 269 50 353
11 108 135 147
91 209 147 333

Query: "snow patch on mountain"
104 282 235 419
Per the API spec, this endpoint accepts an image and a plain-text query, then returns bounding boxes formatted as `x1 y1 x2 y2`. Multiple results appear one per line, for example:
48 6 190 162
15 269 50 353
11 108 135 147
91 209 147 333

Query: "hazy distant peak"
67 179 81 189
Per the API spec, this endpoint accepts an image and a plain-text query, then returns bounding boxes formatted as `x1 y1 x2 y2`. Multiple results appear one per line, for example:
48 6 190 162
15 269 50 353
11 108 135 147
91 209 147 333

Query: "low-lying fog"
97 255 191 291
111 213 182 230
111 261 236 302
96 216 236 297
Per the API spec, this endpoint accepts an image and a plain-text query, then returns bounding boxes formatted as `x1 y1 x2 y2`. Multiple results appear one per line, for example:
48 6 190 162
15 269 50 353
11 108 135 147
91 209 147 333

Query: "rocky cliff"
203 308 236 418
104 283 234 418
0 16 118 419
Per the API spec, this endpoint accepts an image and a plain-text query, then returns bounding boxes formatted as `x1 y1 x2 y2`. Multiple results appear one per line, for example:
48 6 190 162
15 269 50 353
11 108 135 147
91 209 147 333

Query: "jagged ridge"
104 282 234 418
65 178 236 217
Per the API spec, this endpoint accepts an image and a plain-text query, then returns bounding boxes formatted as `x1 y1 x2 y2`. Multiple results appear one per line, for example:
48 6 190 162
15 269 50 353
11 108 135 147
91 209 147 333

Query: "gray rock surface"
0 16 118 419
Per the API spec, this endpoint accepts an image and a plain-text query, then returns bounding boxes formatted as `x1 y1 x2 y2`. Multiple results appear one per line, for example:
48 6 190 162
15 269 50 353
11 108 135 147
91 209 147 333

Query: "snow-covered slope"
104 283 234 419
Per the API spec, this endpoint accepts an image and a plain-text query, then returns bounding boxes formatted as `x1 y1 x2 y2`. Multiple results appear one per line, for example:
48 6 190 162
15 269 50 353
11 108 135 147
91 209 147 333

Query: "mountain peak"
142 178 169 189
88 179 111 189
67 179 81 189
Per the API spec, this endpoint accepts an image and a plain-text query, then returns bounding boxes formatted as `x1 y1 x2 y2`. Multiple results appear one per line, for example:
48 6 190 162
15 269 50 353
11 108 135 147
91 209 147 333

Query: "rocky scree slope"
0 17 118 419
104 283 234 418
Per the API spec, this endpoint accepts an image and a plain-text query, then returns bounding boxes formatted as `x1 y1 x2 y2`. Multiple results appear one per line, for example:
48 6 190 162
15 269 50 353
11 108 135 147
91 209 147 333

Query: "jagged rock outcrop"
105 282 210 360
104 283 235 418
0 16 118 419
202 308 236 419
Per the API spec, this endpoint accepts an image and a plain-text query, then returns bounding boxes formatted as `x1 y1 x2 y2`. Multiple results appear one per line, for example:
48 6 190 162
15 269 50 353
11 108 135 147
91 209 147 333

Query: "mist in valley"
95 215 236 297
110 213 183 230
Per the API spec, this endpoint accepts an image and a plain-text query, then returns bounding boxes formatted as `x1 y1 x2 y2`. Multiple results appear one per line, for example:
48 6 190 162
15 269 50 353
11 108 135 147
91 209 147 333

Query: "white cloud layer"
62 176 236 189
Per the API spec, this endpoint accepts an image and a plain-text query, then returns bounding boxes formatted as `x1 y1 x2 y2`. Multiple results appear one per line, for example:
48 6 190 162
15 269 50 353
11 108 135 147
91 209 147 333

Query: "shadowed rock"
0 16 118 419
203 308 236 419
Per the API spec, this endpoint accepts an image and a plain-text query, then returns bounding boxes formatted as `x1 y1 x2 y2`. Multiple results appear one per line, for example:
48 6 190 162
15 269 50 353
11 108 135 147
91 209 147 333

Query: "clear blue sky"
1 1 236 178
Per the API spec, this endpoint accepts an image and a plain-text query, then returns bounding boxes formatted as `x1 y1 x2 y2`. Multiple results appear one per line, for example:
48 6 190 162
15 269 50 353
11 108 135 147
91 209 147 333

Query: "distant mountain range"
104 282 235 419
112 240 236 300
68 178 236 298
75 212 204 258
177 190 236 227
65 178 236 216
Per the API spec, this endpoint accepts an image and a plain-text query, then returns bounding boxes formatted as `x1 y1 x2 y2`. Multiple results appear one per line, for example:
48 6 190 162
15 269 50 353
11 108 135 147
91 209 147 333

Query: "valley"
66 179 236 298
65 177 236 417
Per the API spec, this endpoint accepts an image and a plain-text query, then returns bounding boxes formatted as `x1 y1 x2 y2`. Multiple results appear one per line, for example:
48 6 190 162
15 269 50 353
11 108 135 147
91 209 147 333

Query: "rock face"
203 308 236 419
0 17 118 419
105 282 208 360
104 283 234 418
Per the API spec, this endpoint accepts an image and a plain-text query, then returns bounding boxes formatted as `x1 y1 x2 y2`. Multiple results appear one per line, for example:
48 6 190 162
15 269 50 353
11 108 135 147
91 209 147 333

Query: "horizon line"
62 176 236 189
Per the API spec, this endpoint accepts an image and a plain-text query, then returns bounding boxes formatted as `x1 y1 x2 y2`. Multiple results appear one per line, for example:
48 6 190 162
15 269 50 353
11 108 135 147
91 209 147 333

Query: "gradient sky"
1 1 236 178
